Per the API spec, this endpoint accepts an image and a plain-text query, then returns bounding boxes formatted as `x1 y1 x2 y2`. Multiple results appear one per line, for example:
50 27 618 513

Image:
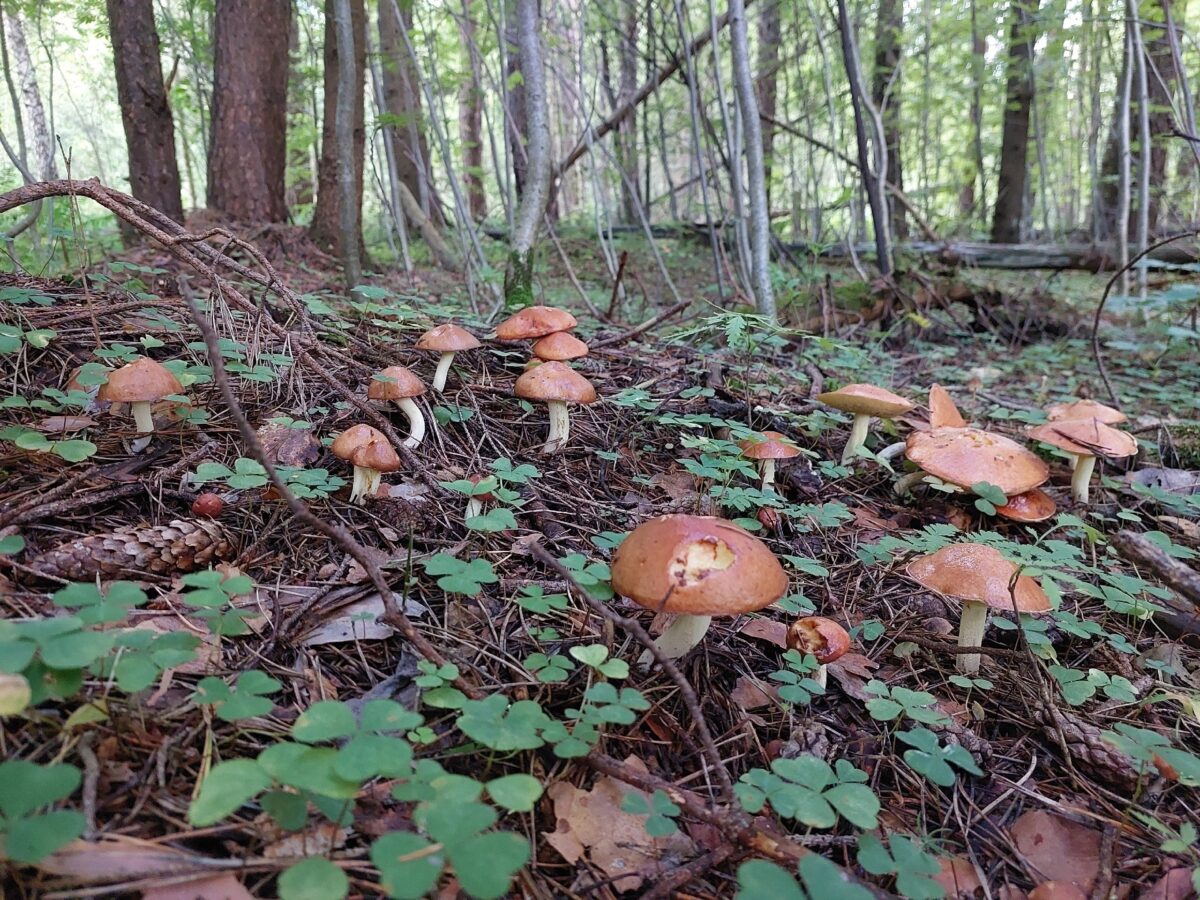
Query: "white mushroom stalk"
350 465 382 504
957 600 989 674
545 399 571 454
812 664 830 689
130 400 155 434
1070 455 1095 504
636 614 712 666
465 496 484 519
396 399 426 448
759 459 777 491
841 413 872 464
432 352 457 392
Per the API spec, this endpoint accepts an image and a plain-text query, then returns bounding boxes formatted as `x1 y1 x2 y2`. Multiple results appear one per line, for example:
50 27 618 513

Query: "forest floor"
1 219 1199 900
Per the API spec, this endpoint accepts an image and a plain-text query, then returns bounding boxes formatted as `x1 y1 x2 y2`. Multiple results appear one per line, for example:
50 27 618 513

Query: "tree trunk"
459 0 486 221
872 0 905 239
964 0 986 222
504 0 529 199
990 0 1039 243
2 9 56 180
756 0 780 207
331 0 361 287
504 0 550 306
616 0 640 222
208 0 290 221
729 0 776 317
378 0 437 224
106 0 184 224
310 0 366 255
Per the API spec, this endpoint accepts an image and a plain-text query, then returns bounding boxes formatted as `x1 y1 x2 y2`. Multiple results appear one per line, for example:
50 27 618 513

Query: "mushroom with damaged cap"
1028 418 1137 505
416 324 481 392
494 305 578 341
331 424 401 503
899 427 1049 498
97 357 183 435
367 366 427 448
739 431 802 491
610 514 788 664
906 543 1051 674
816 384 915 464
514 361 596 453
786 616 850 688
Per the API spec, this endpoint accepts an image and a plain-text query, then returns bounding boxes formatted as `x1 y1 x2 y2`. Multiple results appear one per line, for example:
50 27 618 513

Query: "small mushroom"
464 474 496 520
368 366 427 448
738 431 802 491
331 424 400 503
610 514 788 664
1046 398 1126 425
531 331 588 361
494 305 578 341
902 427 1049 497
816 384 915 463
906 543 1051 674
415 324 481 392
995 487 1056 523
96 357 183 435
785 616 850 688
1028 418 1137 505
514 361 597 453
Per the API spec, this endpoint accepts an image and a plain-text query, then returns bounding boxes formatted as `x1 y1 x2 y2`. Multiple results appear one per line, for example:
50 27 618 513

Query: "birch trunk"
2 9 55 180
332 0 361 286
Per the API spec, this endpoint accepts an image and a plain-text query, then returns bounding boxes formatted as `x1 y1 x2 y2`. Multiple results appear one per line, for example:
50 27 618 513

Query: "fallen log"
1109 529 1200 636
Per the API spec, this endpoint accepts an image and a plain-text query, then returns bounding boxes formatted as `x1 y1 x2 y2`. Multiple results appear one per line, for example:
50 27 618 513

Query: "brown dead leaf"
1028 882 1087 900
1011 811 1101 892
35 836 204 882
851 506 900 532
739 618 788 648
932 855 983 898
346 545 391 584
262 823 347 859
142 873 254 900
828 652 878 701
301 595 396 646
1139 866 1197 900
730 675 780 711
544 756 695 892
651 469 700 504
36 415 97 434
256 421 321 467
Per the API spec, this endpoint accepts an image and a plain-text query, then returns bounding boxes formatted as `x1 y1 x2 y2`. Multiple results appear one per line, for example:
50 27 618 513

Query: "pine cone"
24 520 234 582
1034 701 1141 787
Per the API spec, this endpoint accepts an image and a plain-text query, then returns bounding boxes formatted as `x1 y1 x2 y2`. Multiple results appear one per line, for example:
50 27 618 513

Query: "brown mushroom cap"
1047 398 1127 425
96 357 183 403
995 488 1057 523
1028 419 1138 459
1028 883 1087 900
331 424 388 461
906 427 1049 495
514 360 597 404
739 431 802 460
611 514 788 616
352 439 401 473
368 366 426 401
495 306 578 341
816 383 914 418
906 543 1051 612
468 474 497 502
786 616 851 664
531 331 589 361
415 323 481 352
929 384 967 429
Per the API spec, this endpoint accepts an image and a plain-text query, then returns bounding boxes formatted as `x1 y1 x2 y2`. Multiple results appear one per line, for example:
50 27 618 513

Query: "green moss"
1170 422 1200 468
504 249 535 309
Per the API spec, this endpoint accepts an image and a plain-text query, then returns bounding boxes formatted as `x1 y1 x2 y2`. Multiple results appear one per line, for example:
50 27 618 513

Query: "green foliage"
735 756 879 829
0 761 86 862
769 650 825 705
1049 666 1138 706
423 554 498 595
621 790 680 836
897 728 984 786
194 670 282 721
179 569 256 636
864 681 951 726
568 644 629 679
736 854 874 900
856 833 945 899
278 857 349 900
1102 724 1200 785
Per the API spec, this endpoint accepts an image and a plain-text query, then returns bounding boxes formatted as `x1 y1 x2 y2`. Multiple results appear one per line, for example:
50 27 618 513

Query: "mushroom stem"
759 458 777 491
465 497 483 519
544 399 570 453
636 614 713 666
432 352 456 392
1070 455 1095 504
131 400 155 434
813 664 829 689
957 600 989 674
877 441 906 463
894 470 927 496
396 398 426 448
350 465 382 504
841 413 872 464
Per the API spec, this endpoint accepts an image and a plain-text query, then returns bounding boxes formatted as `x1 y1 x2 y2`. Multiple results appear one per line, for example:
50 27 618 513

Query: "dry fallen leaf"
1028 881 1087 900
827 652 878 701
932 855 984 898
256 421 321 467
1010 810 1101 892
1138 866 1197 900
739 618 788 648
35 836 206 883
262 822 347 859
36 415 97 434
142 873 254 900
730 675 780 711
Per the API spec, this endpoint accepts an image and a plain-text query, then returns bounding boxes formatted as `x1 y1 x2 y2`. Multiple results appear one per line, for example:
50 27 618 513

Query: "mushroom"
785 616 850 688
494 305 578 341
464 474 496 520
1047 398 1126 425
531 331 588 362
415 324 481 392
995 487 1056 523
514 361 597 453
738 431 802 491
610 514 788 663
331 424 400 503
367 366 427 448
1028 418 1137 505
928 383 967 429
816 383 915 463
901 427 1049 498
906 543 1051 674
97 357 183 435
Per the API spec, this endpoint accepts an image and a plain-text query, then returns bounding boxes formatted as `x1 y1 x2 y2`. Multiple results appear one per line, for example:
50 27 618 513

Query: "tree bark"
872 0 905 239
615 0 640 222
756 0 780 206
310 0 366 255
504 0 529 199
2 9 56 180
504 0 550 306
990 0 1040 243
379 0 437 223
459 0 486 220
208 0 290 221
331 0 361 287
106 0 184 224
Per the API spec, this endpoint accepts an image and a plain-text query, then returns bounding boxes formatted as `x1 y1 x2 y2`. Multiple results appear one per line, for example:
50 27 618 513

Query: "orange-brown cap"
611 515 788 616
353 439 401 473
739 431 802 460
495 306 578 341
995 488 1056 523
929 384 967 429
817 383 914 418
96 357 182 403
1047 399 1126 425
514 361 596 404
906 427 1049 494
532 331 589 361
906 543 1051 612
415 323 481 352
786 616 851 664
1028 419 1137 459
331 424 388 461
468 474 496 502
368 366 426 401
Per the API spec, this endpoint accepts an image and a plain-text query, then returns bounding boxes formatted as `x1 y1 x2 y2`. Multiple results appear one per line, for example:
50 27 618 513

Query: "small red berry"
192 493 224 518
